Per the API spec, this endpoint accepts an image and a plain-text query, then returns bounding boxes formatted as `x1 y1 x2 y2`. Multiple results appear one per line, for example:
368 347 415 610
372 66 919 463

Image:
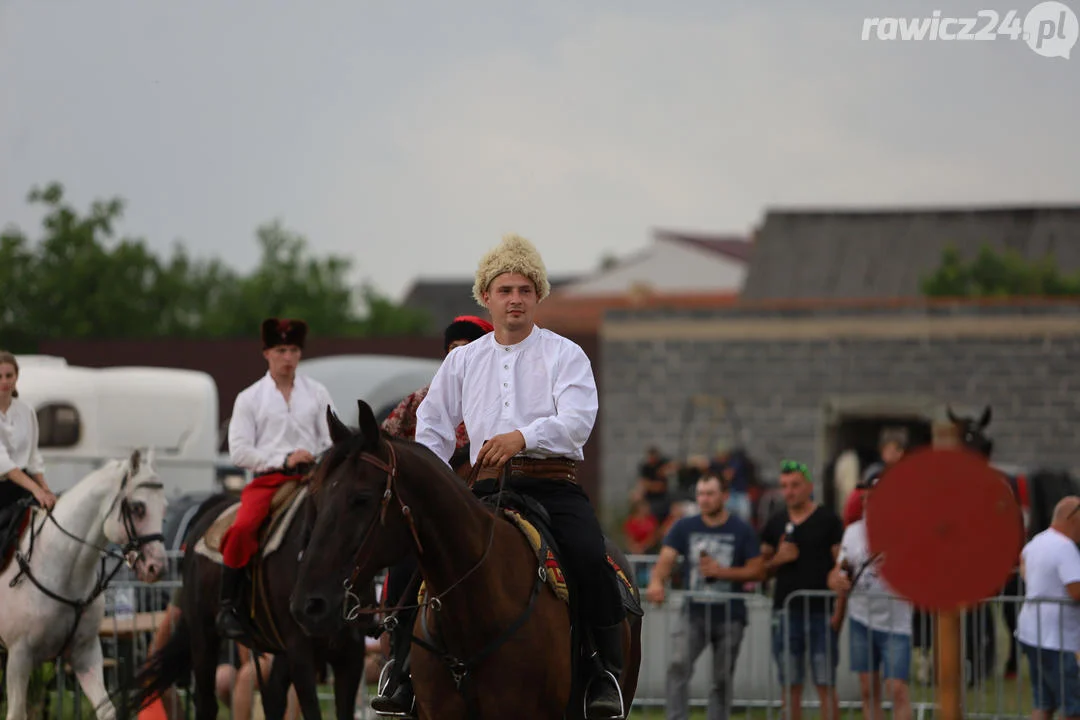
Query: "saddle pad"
417 509 643 618
194 483 309 565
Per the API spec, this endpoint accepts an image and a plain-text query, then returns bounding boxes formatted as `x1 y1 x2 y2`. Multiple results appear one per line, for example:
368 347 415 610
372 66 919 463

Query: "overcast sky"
2 0 1078 302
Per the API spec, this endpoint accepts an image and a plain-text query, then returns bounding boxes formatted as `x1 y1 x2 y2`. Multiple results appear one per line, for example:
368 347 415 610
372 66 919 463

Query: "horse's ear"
145 446 156 469
327 406 351 444
356 399 380 450
979 405 992 428
129 449 141 477
946 405 960 425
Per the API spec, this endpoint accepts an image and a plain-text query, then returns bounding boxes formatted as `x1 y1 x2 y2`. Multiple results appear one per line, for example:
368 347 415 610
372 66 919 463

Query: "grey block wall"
599 302 1080 524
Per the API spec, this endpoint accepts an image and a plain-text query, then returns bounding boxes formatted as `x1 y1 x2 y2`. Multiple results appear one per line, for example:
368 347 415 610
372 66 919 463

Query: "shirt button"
503 382 508 387
504 401 509 407
503 364 509 370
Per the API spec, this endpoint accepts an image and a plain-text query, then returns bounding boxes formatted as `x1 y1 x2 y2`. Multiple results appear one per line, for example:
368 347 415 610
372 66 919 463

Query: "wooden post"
936 608 963 720
933 421 964 720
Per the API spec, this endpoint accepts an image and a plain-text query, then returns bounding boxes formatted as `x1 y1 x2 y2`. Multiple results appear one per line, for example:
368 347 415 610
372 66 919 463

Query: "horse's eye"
130 502 146 519
349 495 368 510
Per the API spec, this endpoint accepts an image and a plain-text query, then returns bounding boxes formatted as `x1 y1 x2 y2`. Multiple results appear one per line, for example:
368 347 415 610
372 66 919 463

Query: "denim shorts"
849 618 911 681
771 610 839 687
1022 642 1080 717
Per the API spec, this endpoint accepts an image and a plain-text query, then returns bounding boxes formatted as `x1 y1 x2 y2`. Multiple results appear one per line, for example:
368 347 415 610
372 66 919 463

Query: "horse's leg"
331 654 364 720
188 626 221 720
259 655 291 720
285 650 323 720
69 638 117 720
3 644 32 720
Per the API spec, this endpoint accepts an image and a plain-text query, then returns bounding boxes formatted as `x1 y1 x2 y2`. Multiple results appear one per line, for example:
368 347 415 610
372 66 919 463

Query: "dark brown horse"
122 488 376 719
290 401 642 720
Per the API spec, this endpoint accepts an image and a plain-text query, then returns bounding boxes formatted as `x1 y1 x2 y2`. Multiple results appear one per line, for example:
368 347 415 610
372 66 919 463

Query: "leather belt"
475 456 577 483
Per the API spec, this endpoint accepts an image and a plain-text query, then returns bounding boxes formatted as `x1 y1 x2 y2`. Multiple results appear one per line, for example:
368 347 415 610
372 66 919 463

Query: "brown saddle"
195 480 308 564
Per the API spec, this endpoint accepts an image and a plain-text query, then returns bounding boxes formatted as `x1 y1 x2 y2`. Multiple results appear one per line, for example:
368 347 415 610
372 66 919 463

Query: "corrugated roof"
741 205 1080 301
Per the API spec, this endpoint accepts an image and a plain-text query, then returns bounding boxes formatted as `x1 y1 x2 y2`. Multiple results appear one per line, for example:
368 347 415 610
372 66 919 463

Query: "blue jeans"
771 610 839 687
849 618 911 681
1022 642 1080 716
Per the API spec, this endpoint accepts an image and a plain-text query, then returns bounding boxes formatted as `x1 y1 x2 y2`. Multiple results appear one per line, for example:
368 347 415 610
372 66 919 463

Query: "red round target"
865 447 1024 611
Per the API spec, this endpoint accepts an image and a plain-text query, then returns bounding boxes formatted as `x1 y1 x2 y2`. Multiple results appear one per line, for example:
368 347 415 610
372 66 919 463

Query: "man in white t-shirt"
1017 495 1080 720
828 470 913 720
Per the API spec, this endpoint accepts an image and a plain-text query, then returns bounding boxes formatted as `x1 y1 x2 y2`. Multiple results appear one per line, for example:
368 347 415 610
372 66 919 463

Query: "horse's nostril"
304 596 328 620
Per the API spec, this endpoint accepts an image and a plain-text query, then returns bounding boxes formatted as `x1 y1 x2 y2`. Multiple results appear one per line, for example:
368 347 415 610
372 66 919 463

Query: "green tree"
921 244 1080 297
0 182 431 352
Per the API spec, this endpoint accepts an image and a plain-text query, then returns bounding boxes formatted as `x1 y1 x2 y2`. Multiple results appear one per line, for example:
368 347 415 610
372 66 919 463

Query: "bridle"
339 439 504 623
330 437 547 703
9 469 166 658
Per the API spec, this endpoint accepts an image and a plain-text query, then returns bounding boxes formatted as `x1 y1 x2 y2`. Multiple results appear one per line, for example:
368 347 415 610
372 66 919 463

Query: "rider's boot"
215 565 250 641
585 622 626 720
371 616 417 718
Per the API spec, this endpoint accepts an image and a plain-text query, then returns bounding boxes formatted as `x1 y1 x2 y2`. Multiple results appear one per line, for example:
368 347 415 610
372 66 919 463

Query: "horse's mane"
311 428 481 506
309 429 382 493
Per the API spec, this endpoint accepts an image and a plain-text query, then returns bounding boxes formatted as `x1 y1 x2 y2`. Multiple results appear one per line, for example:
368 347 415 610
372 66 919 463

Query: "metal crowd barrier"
26 553 1074 719
624 552 1072 720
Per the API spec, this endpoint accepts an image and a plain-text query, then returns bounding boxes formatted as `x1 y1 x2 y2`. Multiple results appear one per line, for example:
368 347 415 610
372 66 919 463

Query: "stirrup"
583 669 625 720
376 658 397 698
371 660 416 719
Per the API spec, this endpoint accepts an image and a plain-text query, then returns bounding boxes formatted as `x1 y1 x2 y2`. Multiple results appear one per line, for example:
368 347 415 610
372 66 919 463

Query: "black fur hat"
261 318 308 349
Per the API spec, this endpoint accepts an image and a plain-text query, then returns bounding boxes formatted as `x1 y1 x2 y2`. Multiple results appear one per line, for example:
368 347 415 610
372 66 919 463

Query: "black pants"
0 471 35 508
385 553 420 608
503 475 625 628
0 474 35 549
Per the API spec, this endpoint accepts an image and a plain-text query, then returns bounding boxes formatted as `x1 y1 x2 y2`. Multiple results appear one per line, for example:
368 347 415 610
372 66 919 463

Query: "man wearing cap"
411 234 627 720
216 318 338 640
372 314 492 716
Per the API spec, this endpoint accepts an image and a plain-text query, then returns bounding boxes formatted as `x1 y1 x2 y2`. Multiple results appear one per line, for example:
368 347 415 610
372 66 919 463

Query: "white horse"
0 448 168 720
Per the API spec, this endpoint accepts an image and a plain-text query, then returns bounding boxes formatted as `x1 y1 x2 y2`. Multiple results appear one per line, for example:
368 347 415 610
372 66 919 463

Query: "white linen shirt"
227 373 337 474
0 397 46 477
415 325 598 467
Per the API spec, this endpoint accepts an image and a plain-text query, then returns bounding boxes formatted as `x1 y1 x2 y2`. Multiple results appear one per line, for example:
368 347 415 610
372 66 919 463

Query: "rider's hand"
34 488 57 511
286 449 316 468
476 431 526 467
645 582 665 606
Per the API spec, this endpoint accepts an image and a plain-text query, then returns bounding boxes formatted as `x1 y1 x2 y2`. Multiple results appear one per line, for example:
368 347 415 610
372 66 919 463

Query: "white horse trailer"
13 355 221 497
298 354 444 427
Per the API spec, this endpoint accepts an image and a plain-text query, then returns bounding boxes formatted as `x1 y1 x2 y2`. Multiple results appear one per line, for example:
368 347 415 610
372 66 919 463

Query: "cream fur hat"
472 233 551 307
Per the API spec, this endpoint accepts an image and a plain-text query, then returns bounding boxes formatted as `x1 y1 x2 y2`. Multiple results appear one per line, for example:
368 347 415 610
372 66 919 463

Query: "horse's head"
947 405 994 459
103 448 168 583
291 400 409 636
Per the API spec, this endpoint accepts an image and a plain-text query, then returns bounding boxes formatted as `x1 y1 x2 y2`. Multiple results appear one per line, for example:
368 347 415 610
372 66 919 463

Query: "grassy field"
32 670 1037 719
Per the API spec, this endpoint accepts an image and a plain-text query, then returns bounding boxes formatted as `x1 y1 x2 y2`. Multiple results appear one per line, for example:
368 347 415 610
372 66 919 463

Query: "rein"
335 440 549 713
341 443 503 622
9 475 166 660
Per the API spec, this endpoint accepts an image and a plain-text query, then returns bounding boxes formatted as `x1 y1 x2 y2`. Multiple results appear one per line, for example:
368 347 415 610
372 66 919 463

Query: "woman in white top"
0 351 57 511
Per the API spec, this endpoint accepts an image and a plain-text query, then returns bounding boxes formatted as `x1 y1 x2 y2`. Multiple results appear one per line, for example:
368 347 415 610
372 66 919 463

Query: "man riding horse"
216 317 338 640
379 233 627 719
